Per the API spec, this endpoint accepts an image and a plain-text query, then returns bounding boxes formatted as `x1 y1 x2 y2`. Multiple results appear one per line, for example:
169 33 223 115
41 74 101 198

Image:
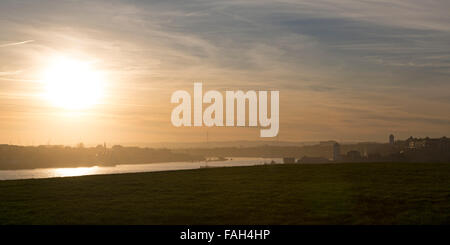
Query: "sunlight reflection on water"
0 158 283 180
52 166 100 177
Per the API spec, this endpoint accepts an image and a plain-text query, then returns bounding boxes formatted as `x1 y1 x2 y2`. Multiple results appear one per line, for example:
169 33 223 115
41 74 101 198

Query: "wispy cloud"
0 40 34 48
0 0 449 143
0 70 23 76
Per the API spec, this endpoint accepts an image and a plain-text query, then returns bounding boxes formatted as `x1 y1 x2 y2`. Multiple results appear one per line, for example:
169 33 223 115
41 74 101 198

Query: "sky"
0 0 449 145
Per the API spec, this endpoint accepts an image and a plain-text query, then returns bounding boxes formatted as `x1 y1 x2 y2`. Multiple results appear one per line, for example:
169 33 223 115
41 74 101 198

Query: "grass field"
1 162 449 224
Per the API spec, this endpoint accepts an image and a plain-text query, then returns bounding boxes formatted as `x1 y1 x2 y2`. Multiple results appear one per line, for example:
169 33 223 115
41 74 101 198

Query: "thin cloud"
0 40 34 48
0 77 35 82
0 70 23 76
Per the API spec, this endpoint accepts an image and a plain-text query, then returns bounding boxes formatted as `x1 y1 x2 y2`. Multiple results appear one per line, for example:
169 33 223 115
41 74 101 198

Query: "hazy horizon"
3 136 448 149
1 0 449 145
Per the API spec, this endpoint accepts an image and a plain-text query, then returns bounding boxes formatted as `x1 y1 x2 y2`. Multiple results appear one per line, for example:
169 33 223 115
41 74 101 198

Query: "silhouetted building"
422 137 450 151
388 136 450 163
389 134 394 145
403 136 449 150
346 150 362 161
406 136 420 149
333 143 340 161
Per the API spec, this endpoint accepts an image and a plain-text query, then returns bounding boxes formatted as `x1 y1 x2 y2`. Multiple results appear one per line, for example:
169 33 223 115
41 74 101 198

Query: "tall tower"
333 142 340 161
389 134 394 145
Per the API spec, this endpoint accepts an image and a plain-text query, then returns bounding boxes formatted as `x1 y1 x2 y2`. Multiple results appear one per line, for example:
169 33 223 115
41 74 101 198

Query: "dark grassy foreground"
1 162 450 224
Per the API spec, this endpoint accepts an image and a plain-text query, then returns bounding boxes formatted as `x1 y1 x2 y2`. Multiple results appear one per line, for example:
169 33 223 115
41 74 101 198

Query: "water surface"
0 157 283 180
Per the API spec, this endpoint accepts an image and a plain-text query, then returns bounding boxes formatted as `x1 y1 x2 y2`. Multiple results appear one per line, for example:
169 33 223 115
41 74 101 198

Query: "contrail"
0 40 34 48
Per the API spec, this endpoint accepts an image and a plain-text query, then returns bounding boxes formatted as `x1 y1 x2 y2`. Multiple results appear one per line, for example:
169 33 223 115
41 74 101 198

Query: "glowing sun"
42 56 105 110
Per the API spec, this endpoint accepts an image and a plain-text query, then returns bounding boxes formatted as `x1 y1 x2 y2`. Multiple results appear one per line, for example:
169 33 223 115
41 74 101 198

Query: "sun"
42 55 105 110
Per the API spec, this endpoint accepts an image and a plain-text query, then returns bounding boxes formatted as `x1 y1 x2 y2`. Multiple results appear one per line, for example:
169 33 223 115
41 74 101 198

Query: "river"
0 157 283 180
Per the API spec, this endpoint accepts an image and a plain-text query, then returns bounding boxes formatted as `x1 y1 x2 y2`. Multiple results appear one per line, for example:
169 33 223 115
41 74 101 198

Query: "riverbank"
1 162 449 224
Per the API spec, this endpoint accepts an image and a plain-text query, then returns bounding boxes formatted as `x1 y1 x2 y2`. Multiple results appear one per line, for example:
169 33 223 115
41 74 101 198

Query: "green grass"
1 162 450 224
